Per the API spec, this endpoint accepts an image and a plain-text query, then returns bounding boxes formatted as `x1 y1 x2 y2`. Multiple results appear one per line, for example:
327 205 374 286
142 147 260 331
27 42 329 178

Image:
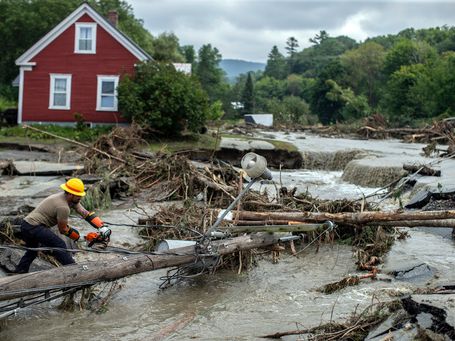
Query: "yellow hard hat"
60 178 86 196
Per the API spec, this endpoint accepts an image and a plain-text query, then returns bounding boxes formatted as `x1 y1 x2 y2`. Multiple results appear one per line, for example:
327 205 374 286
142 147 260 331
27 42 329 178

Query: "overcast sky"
128 0 455 62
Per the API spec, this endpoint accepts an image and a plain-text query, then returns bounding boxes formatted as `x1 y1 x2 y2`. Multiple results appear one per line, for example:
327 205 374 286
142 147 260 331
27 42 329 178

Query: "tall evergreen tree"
285 37 300 74
194 44 226 102
285 37 299 57
180 45 196 64
242 72 255 115
309 30 329 45
264 45 286 79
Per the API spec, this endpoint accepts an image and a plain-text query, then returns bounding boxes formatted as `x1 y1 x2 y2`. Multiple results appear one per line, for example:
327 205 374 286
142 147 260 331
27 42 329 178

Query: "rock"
402 295 455 339
10 161 84 176
406 181 455 209
365 311 418 341
342 157 408 187
0 248 54 273
405 190 433 209
390 263 435 282
219 138 275 151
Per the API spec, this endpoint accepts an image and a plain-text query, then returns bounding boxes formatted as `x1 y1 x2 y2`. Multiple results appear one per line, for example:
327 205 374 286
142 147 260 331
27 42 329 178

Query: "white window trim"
49 74 72 110
96 75 119 111
75 22 97 54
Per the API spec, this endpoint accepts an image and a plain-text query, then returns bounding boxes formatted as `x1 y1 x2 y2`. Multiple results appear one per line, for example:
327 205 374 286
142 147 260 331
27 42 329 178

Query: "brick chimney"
107 10 118 27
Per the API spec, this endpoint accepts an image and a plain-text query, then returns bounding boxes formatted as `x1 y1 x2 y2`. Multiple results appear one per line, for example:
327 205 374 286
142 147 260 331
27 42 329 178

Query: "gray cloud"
129 0 455 62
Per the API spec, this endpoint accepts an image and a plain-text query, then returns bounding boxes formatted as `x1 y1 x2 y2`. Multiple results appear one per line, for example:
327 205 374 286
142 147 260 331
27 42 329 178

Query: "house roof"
15 2 151 66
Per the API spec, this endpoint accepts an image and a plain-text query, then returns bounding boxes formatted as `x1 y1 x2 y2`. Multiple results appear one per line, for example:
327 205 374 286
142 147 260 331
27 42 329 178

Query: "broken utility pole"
0 233 281 301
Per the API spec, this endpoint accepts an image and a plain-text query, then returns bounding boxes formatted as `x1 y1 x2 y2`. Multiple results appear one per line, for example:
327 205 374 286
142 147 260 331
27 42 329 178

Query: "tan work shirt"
25 192 71 227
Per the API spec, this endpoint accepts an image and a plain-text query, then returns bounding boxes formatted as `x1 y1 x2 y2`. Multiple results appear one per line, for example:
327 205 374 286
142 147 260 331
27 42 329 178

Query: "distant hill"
220 59 266 82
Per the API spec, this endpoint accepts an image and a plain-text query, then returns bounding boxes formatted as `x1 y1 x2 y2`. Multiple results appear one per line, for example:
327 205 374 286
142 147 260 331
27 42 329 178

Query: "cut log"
403 164 441 177
366 219 455 228
231 219 297 226
236 210 455 225
219 223 326 234
0 233 280 301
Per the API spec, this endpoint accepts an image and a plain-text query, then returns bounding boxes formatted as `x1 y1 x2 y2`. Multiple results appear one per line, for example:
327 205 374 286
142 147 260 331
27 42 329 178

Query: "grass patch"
0 124 112 143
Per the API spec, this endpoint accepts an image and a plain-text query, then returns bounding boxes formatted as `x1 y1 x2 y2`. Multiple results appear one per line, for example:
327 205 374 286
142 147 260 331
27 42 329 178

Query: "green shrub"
118 61 210 136
0 96 16 112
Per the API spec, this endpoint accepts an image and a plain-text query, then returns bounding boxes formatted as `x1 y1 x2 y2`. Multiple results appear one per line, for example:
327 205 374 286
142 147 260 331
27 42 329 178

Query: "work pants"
15 220 75 273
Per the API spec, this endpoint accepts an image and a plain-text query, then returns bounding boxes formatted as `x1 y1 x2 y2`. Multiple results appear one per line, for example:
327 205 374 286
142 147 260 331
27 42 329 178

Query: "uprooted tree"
118 61 210 136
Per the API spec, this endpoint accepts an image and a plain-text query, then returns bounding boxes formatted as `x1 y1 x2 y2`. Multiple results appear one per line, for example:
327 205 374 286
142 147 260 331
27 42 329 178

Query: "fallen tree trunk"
367 219 455 228
219 223 326 234
236 210 455 225
0 233 279 301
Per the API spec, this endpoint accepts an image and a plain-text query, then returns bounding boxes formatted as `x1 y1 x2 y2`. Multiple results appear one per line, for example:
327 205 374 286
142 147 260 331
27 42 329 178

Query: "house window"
75 23 97 53
96 76 119 111
49 74 71 110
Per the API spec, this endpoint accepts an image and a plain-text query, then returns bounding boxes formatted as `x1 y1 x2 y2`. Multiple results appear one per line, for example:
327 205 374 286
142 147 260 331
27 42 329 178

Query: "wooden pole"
236 210 455 225
219 223 325 234
0 234 279 301
366 219 455 228
22 124 126 164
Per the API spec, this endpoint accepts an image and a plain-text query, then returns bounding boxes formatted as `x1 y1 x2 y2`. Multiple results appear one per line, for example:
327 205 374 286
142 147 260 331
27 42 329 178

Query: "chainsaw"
84 226 111 247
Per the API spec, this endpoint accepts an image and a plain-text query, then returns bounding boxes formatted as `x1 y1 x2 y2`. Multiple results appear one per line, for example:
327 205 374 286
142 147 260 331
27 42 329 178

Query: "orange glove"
64 227 80 241
84 212 104 229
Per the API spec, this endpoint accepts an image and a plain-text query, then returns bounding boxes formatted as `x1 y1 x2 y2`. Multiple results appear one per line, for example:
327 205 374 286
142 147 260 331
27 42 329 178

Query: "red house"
15 2 150 125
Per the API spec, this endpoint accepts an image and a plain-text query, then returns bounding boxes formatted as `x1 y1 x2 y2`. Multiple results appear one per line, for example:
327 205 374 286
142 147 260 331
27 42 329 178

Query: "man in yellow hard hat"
14 178 109 274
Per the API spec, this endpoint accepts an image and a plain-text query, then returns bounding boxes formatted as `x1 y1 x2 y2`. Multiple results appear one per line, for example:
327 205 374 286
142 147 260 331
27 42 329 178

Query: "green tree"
382 63 427 125
281 96 310 123
285 37 299 56
254 76 286 111
180 45 196 64
151 32 184 62
309 30 329 45
428 52 455 116
285 36 299 73
285 74 304 97
264 46 287 79
293 35 357 77
325 80 370 121
241 72 255 115
309 60 346 124
118 62 209 136
383 39 437 76
411 52 455 118
340 41 386 106
194 44 227 102
262 96 312 125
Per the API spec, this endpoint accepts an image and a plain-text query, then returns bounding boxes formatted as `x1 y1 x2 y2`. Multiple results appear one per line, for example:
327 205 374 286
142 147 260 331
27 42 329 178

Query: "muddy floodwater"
1 133 454 340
